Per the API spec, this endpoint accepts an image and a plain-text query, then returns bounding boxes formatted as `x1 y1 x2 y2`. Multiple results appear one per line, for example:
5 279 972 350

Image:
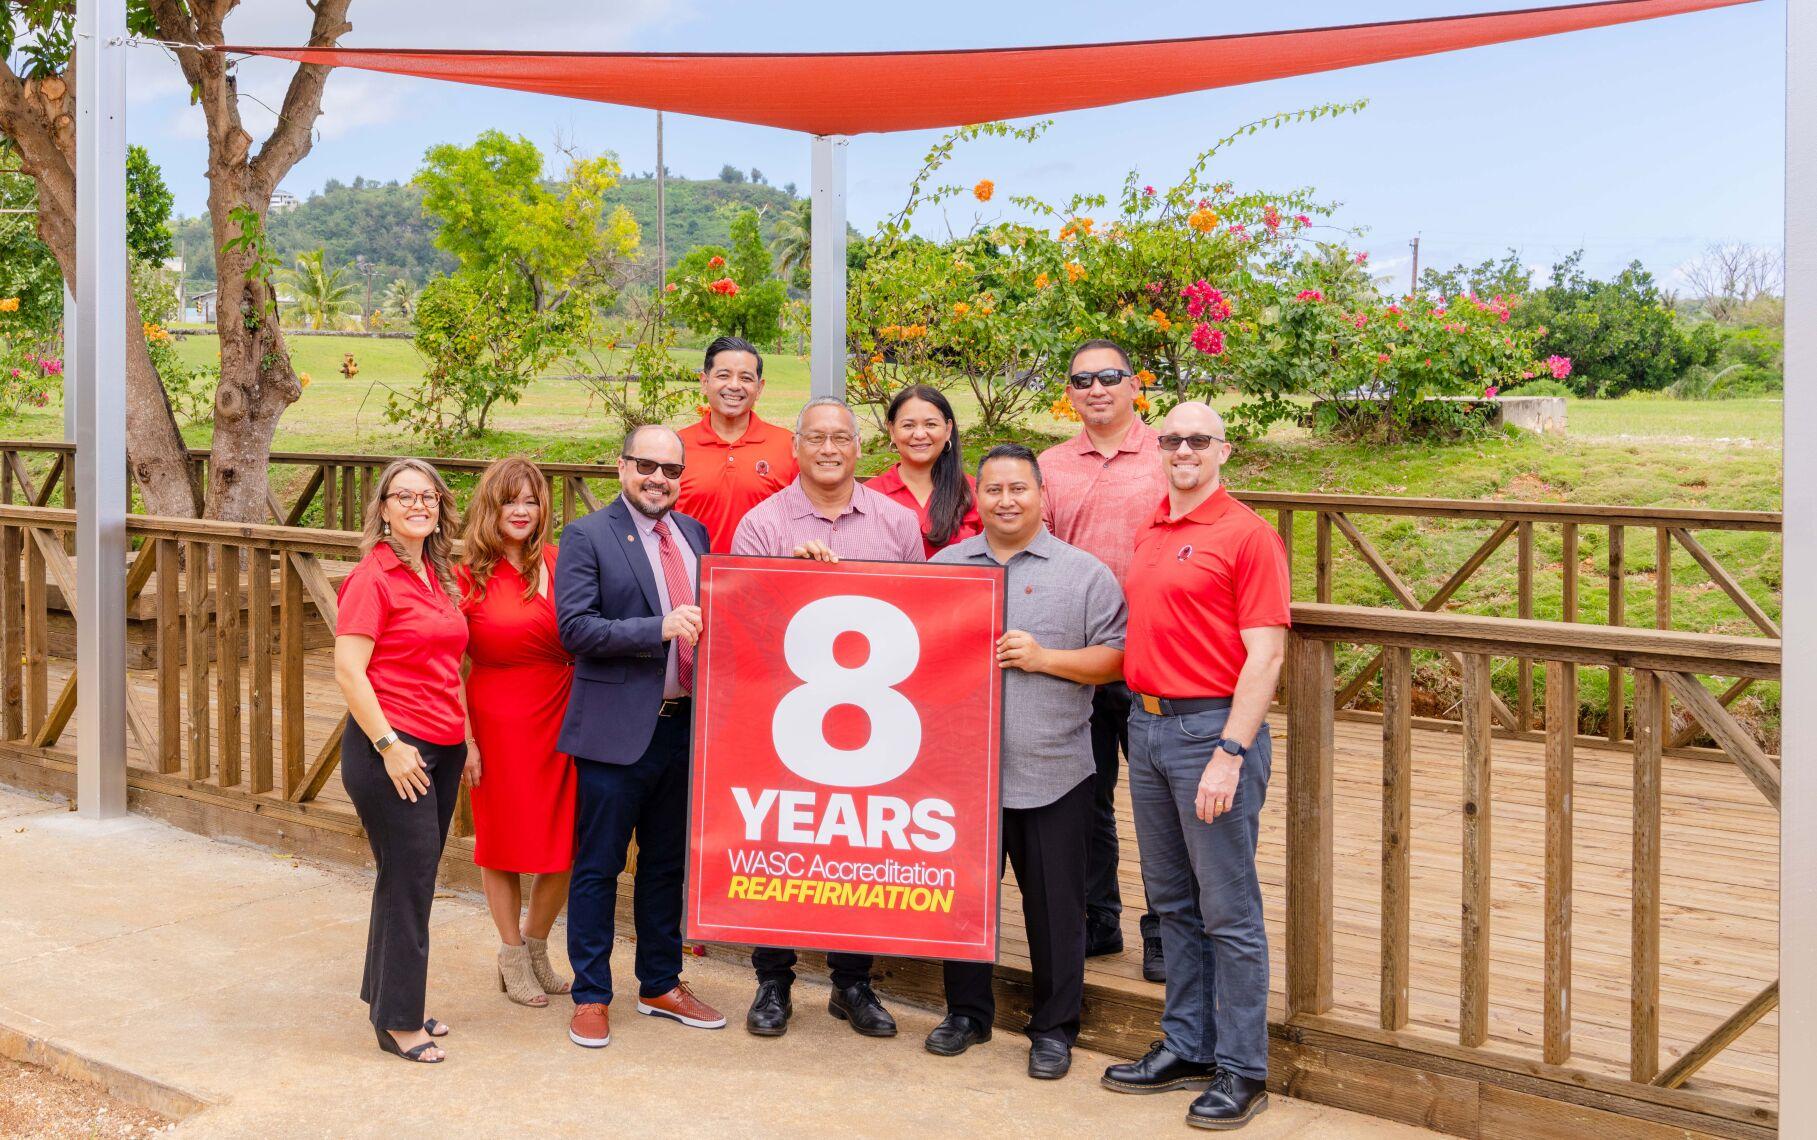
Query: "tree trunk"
0 64 201 518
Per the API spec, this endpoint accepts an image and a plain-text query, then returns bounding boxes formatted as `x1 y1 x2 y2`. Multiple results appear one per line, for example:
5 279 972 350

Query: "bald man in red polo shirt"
1101 400 1289 1131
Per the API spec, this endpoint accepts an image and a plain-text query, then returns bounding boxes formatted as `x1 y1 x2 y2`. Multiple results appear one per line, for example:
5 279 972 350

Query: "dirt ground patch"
0 1055 172 1139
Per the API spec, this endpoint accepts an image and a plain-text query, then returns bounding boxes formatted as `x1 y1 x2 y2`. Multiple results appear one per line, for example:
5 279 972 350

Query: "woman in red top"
458 457 577 1009
333 458 470 1064
869 385 981 558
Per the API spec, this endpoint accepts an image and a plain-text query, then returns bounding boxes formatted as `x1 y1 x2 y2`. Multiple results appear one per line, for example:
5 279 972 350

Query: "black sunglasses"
1157 434 1225 452
1067 368 1134 390
622 455 685 479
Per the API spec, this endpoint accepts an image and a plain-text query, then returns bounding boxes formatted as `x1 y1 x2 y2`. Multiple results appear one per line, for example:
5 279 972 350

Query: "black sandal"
375 1024 444 1063
423 1019 449 1038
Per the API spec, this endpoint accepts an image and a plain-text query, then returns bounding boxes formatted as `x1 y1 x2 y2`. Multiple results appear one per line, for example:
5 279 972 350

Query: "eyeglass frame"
1156 433 1227 452
621 454 686 479
797 431 859 449
1066 368 1135 390
384 489 444 509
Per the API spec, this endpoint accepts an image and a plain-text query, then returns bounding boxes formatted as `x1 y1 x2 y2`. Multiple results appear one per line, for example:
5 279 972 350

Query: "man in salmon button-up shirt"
675 336 798 552
1037 339 1168 982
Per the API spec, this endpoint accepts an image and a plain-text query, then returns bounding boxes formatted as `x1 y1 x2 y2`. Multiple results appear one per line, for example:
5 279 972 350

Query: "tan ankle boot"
525 934 572 995
497 942 548 1006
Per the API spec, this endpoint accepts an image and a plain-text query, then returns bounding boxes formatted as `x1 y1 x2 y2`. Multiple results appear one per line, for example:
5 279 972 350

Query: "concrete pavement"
0 786 1433 1138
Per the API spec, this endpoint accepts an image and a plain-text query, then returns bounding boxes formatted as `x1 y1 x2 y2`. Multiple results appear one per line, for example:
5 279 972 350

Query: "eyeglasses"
623 455 685 479
385 489 443 508
799 432 857 448
1157 434 1225 452
1067 368 1134 390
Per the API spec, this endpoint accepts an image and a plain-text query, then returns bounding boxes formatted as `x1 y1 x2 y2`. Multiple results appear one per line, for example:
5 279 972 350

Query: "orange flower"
952 302 972 317
0 297 19 313
1064 261 1086 283
1058 224 1076 242
1049 396 1081 422
142 321 170 343
902 323 927 339
297 371 313 389
1034 272 1051 290
1134 393 1152 413
869 352 885 364
1150 309 1172 331
977 295 995 316
1188 207 1220 233
1135 369 1156 387
707 254 726 268
973 179 995 203
695 403 711 417
1076 217 1095 235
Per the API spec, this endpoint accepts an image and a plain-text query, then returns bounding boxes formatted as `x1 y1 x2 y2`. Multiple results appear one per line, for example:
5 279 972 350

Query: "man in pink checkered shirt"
729 395 924 1041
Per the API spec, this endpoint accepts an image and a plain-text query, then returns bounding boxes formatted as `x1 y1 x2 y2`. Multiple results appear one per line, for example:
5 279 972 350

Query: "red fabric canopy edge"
220 0 1755 135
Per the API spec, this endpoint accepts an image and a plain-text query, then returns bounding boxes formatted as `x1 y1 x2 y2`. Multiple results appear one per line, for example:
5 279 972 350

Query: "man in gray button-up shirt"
926 443 1127 1080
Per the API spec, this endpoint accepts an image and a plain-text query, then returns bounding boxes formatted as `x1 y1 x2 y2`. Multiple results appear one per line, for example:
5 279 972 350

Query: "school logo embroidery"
1176 545 1195 562
755 459 772 477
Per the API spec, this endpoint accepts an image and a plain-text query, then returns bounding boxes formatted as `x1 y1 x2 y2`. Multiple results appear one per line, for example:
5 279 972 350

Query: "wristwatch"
372 731 400 753
1215 737 1246 758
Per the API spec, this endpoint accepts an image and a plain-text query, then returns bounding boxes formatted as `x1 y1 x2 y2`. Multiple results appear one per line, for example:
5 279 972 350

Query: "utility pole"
655 111 667 324
1408 235 1421 297
355 255 378 330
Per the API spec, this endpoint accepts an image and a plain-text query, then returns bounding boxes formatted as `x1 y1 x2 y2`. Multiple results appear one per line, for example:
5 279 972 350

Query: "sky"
121 0 1787 291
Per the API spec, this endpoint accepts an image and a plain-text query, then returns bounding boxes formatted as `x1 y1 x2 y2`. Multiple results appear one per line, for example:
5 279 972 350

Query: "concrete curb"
0 1022 212 1123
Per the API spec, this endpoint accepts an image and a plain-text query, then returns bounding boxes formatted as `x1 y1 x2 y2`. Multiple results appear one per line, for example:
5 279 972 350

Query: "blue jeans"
1127 704 1271 1080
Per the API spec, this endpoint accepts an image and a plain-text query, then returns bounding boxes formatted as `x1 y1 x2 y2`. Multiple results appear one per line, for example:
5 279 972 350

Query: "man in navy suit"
555 424 727 1049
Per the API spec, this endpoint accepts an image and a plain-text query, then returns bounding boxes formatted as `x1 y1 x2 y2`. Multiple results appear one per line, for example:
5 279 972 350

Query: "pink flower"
8 369 19 379
1537 325 1548 336
1190 323 1225 356
664 282 679 293
1294 289 1324 303
1180 280 1230 322
1197 198 1211 209
1484 386 1499 398
1355 251 1369 265
1146 281 1165 295
1294 214 1311 226
1262 205 1281 231
1143 185 1156 197
1228 224 1247 236
1377 353 1390 364
1521 371 1535 380
1352 313 1368 329
1385 304 1401 316
1548 354 1573 380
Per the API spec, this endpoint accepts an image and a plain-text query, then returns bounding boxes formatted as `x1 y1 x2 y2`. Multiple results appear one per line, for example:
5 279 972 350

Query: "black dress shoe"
1027 1037 1072 1080
1142 935 1167 984
745 980 792 1037
1085 919 1125 959
827 981 898 1037
1187 1070 1269 1130
924 1013 990 1056
1101 1040 1217 1093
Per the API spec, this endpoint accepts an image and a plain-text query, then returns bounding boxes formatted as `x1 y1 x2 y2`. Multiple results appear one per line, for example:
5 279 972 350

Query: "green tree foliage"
124 144 174 267
1418 249 1531 302
1518 251 1718 397
415 131 642 313
278 248 360 330
391 269 581 445
718 163 746 184
772 198 811 289
667 208 787 343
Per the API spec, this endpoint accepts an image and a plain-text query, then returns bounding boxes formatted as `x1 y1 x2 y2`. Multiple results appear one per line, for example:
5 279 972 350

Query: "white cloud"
219 0 692 50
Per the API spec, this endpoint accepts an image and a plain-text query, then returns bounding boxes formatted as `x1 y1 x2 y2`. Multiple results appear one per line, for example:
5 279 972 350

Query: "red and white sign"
686 554 1005 962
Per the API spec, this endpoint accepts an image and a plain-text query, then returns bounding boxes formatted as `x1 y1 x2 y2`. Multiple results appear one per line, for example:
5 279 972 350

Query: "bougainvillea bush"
848 106 1569 441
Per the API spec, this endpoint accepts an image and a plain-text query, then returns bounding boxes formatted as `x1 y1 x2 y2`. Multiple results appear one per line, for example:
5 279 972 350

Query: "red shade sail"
221 0 1752 136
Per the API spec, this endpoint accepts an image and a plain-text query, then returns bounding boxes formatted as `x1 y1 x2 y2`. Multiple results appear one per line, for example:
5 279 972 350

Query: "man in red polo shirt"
1100 401 1289 1132
675 336 798 551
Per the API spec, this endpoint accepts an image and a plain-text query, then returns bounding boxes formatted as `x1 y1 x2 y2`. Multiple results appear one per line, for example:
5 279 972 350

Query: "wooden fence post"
1380 644 1412 1030
1460 651 1494 1048
1286 631 1334 1018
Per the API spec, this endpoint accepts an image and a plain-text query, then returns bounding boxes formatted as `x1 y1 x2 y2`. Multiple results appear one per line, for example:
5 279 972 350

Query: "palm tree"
279 249 359 330
772 199 811 280
381 277 419 321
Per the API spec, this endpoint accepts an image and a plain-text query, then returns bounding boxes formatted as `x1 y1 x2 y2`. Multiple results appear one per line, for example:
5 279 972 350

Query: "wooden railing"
2 441 1780 758
0 503 1781 1132
1285 605 1779 1127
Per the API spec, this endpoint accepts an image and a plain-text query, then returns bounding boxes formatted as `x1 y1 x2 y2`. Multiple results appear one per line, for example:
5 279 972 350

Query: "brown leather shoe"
568 1002 611 1048
637 981 728 1029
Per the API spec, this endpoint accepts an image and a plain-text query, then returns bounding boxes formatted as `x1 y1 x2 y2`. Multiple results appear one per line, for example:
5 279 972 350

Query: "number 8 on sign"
771 595 922 787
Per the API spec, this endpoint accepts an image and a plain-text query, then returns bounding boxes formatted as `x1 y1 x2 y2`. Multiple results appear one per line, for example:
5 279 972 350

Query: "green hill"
173 173 803 293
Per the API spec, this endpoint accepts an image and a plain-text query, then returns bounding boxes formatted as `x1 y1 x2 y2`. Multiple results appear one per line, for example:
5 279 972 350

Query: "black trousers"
1088 683 1157 939
752 946 874 991
568 711 691 1006
340 720 466 1032
943 775 1094 1045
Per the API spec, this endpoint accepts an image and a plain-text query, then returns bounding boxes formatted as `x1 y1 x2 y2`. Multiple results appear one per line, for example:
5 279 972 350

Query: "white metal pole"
809 134 848 401
73 0 130 820
1782 0 1814 1129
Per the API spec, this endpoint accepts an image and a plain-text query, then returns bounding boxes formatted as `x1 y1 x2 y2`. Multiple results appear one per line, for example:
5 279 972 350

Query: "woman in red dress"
868 385 982 558
459 457 576 1008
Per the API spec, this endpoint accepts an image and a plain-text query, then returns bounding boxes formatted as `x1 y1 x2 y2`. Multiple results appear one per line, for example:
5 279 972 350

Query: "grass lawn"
0 333 1782 739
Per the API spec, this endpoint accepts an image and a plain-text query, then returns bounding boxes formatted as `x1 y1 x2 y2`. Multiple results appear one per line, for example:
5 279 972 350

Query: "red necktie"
651 517 695 693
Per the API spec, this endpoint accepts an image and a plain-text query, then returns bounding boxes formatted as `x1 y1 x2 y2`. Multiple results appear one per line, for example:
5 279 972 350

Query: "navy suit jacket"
554 496 710 765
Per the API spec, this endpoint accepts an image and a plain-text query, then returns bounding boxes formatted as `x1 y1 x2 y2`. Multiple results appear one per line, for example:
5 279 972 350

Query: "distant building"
269 189 300 213
188 289 217 324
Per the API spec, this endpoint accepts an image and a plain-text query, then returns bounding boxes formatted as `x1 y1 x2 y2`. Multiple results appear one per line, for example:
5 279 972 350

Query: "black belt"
1133 693 1233 717
659 697 692 718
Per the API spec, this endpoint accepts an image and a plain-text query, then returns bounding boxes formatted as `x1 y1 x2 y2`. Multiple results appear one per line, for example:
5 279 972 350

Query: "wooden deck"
25 647 1775 1122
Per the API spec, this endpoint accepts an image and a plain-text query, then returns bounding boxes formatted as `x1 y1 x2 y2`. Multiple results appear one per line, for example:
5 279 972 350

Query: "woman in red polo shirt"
870 385 981 558
333 458 470 1065
457 457 576 1009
